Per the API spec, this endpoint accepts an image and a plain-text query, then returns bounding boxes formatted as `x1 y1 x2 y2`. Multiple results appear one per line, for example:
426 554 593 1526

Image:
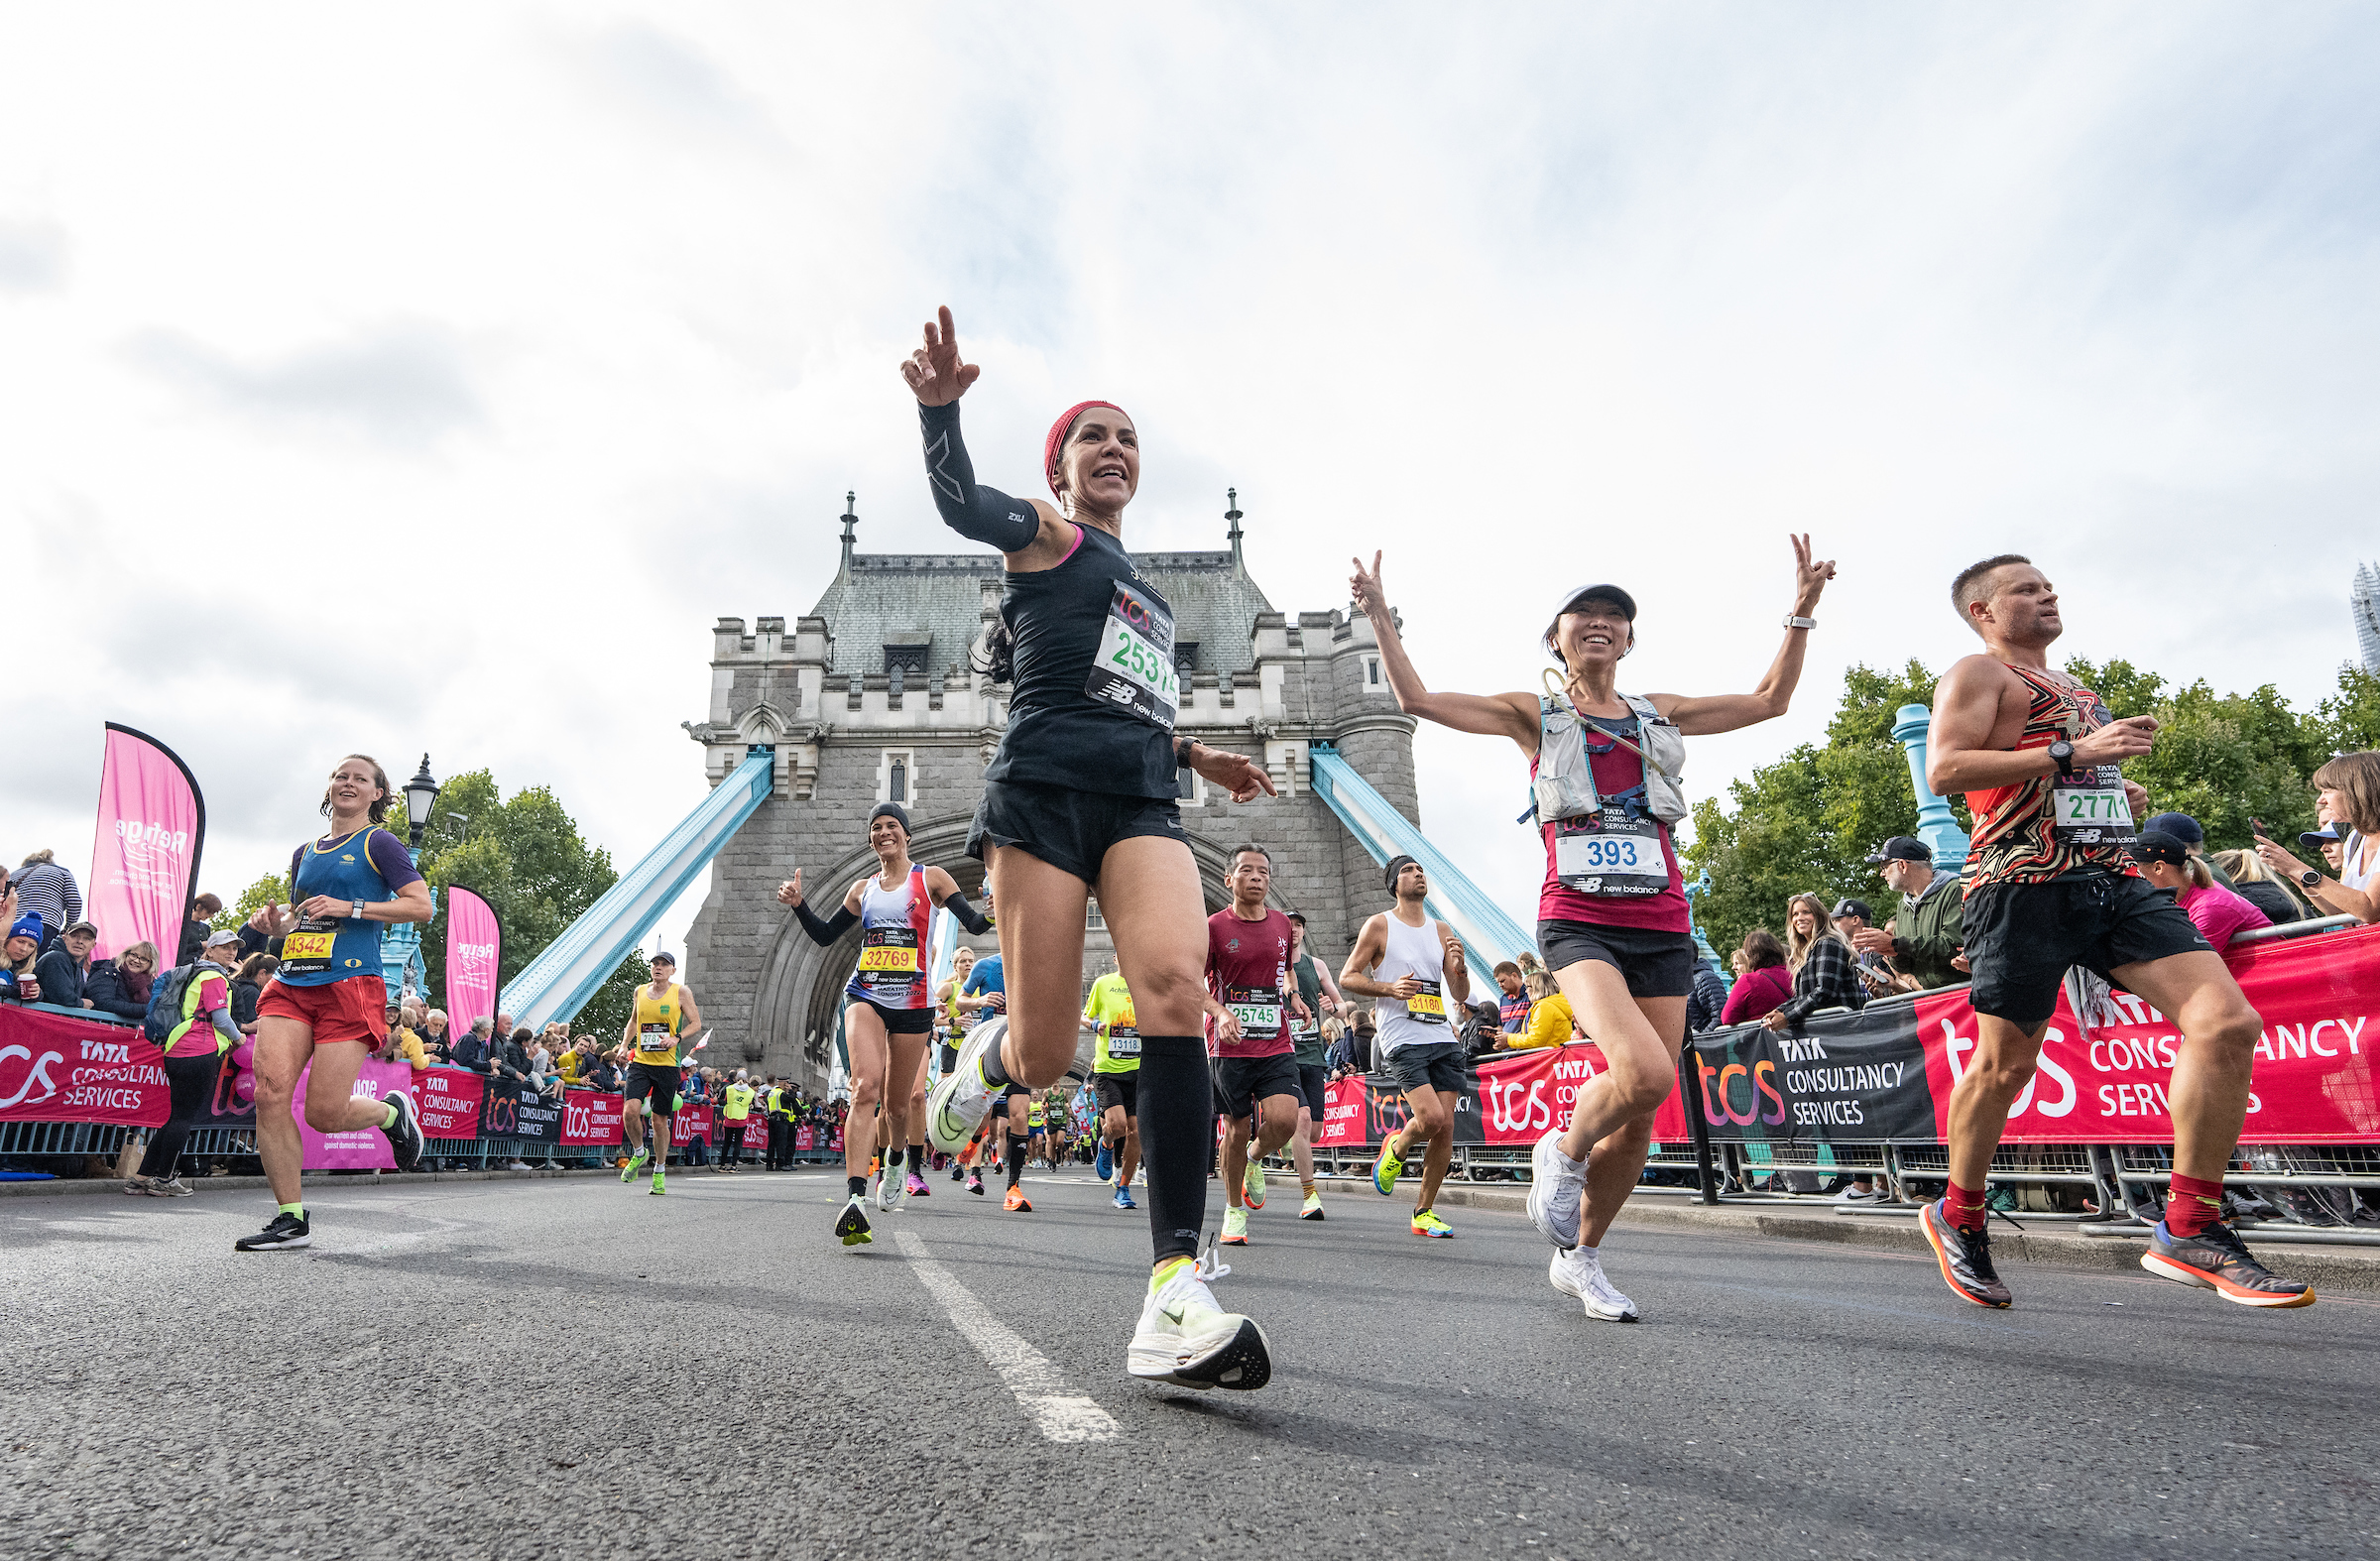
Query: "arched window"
889 758 907 803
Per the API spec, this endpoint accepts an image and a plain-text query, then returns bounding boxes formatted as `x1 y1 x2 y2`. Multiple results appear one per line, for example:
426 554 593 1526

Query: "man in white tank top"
1338 856 1472 1237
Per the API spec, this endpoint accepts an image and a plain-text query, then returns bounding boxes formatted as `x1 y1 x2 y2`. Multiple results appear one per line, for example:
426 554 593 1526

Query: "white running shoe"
1550 1246 1638 1322
1128 1250 1271 1390
1526 1129 1585 1249
925 1018 1007 1154
877 1168 902 1212
1835 1184 1886 1204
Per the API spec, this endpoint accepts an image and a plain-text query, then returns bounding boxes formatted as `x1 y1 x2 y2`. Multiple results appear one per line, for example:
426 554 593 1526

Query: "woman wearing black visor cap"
1348 538 1836 1321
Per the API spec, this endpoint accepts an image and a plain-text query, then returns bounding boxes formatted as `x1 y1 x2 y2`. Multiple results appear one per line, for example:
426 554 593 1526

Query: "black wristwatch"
2301 869 2322 889
2046 740 2077 778
1174 736 1198 768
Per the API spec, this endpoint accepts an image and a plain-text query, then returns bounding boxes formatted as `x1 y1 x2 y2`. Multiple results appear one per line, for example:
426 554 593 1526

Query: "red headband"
1044 401 1127 497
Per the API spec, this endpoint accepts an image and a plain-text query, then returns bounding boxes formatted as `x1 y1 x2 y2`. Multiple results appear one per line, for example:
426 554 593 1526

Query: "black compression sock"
1008 1136 1027 1189
847 1176 866 1198
1135 1036 1213 1264
906 1143 924 1173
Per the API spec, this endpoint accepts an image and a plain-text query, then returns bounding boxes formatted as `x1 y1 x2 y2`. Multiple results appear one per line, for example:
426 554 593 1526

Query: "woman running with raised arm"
776 801 991 1247
1349 540 1836 1320
904 304 1276 1390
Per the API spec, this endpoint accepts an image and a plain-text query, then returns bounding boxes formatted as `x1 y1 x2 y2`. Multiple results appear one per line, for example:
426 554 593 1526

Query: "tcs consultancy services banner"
1314 922 2380 1151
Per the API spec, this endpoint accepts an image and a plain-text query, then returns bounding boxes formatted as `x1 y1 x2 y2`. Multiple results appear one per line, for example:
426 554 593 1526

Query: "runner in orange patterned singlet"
1962 663 2142 890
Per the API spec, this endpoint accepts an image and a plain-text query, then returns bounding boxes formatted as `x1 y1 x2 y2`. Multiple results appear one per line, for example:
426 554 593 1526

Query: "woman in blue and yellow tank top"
238 755 435 1252
777 801 992 1245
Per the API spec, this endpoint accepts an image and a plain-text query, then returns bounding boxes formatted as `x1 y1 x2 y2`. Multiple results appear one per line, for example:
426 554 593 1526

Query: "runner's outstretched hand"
900 305 982 406
1349 551 1387 620
1790 534 1838 614
1193 745 1277 803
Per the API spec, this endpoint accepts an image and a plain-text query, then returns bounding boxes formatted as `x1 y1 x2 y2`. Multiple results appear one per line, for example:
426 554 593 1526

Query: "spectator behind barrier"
450 1017 497 1073
2133 831 2271 954
2209 849 2311 927
1683 959 1729 1036
33 919 99 1010
380 1003 431 1070
1767 892 1868 1030
1854 836 1966 990
1506 970 1575 1052
2140 812 2236 891
11 850 82 952
1720 930 1791 1025
86 939 160 1022
1829 898 1906 997
495 1027 536 1088
178 892 224 966
229 953 277 1035
2251 753 2379 924
422 1008 450 1062
1491 961 1530 1035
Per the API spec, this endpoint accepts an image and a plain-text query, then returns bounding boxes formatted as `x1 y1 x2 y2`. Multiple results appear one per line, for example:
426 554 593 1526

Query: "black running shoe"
834 1194 874 1248
1920 1199 2011 1307
235 1211 311 1252
2141 1221 2316 1308
381 1089 426 1173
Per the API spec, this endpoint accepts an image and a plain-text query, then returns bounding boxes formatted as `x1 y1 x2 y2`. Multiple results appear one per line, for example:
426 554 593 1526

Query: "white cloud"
4 3 2375 971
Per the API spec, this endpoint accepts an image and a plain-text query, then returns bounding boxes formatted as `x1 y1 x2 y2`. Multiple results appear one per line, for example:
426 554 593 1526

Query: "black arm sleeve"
791 898 859 949
941 892 992 936
919 402 1042 551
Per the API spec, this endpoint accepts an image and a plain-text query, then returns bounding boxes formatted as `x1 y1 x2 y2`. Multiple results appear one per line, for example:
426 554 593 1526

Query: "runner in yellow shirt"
1081 969 1141 1210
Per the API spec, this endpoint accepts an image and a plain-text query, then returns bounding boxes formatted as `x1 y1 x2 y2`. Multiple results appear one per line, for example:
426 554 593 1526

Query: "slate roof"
809 546 1277 676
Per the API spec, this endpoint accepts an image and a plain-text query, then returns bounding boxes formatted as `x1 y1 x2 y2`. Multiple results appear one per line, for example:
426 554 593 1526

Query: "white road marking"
892 1229 1119 1443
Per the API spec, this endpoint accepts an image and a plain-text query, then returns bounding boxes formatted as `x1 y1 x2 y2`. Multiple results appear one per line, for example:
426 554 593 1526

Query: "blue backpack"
142 963 203 1045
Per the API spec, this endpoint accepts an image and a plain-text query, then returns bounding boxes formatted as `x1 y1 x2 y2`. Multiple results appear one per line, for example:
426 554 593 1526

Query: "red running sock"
2166 1172 2225 1239
1944 1180 1989 1232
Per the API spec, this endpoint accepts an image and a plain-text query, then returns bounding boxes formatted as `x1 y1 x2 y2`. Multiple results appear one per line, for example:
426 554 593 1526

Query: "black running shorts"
990 1082 1030 1118
1214 1051 1302 1120
1537 918 1698 999
1295 1062 1329 1119
622 1062 680 1111
968 778 1186 885
1094 1071 1138 1118
1381 1041 1466 1097
1964 872 2213 1028
848 996 934 1036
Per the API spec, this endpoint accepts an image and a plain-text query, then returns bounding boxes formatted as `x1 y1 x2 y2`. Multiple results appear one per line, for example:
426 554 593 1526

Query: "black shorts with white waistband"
846 996 934 1036
1537 918 1699 999
1964 872 2211 1028
968 778 1187 885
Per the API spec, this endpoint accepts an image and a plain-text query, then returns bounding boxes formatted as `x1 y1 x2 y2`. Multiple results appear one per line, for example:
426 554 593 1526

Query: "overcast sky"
6 4 2376 977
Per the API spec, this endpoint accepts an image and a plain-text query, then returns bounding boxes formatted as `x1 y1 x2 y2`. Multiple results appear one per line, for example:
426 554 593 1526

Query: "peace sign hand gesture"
899 305 982 407
1790 534 1838 616
1349 551 1389 621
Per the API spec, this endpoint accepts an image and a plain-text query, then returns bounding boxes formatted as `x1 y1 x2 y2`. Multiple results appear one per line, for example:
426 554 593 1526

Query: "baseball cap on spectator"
2131 830 2191 867
1866 836 1932 865
2301 822 2344 850
204 929 241 950
1830 899 1873 922
63 920 98 939
2142 811 2203 846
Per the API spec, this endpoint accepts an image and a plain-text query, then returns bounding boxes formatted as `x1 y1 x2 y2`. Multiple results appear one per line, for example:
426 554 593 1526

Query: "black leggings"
721 1124 746 1164
138 1053 222 1179
1136 1035 1214 1264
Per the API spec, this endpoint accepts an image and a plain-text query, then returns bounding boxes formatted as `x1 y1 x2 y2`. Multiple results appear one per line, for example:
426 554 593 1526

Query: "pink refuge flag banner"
86 724 205 964
443 886 501 1033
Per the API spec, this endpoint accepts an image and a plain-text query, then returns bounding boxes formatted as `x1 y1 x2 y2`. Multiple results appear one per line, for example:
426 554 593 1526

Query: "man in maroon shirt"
1203 845 1310 1247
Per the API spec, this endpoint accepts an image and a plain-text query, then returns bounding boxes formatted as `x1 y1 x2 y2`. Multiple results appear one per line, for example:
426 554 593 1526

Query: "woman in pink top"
1721 930 1795 1024
2133 832 2271 954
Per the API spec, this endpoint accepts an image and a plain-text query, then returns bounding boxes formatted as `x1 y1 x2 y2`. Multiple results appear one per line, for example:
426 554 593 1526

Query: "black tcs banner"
1685 1006 1938 1143
481 1078 560 1143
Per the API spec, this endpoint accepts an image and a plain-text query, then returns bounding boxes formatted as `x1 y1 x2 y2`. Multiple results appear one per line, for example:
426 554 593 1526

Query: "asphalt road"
4 1166 2374 1560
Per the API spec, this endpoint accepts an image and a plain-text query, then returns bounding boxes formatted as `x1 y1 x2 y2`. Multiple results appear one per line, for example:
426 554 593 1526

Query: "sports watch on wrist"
2047 740 2077 778
2301 869 2322 889
1781 615 1817 631
1174 736 1198 768
351 900 366 920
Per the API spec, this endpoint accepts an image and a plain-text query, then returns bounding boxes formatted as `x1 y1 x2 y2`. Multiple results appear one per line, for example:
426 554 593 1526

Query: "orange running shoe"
1005 1185 1033 1213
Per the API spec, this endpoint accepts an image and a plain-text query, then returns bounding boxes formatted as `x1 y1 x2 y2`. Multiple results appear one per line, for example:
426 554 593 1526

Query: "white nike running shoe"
1550 1246 1638 1322
878 1168 902 1212
1527 1129 1586 1249
926 1018 1007 1154
1128 1250 1272 1391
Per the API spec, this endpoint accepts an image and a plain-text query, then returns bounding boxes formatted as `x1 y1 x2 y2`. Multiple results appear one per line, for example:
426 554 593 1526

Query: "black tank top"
988 522 1179 798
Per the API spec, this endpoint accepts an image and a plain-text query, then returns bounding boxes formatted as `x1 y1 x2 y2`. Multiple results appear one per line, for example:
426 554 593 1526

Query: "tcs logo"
1697 1056 1786 1127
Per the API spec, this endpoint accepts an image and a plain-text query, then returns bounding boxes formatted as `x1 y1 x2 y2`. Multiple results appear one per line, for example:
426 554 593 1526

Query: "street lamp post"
383 755 442 1006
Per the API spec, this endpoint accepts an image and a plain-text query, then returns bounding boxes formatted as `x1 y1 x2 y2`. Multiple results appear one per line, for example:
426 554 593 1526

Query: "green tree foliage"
413 770 649 1034
209 872 290 933
1684 660 2359 961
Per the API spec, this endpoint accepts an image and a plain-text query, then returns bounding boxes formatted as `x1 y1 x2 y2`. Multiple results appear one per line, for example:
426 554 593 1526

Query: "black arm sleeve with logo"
791 899 859 949
941 892 992 936
919 402 1041 551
